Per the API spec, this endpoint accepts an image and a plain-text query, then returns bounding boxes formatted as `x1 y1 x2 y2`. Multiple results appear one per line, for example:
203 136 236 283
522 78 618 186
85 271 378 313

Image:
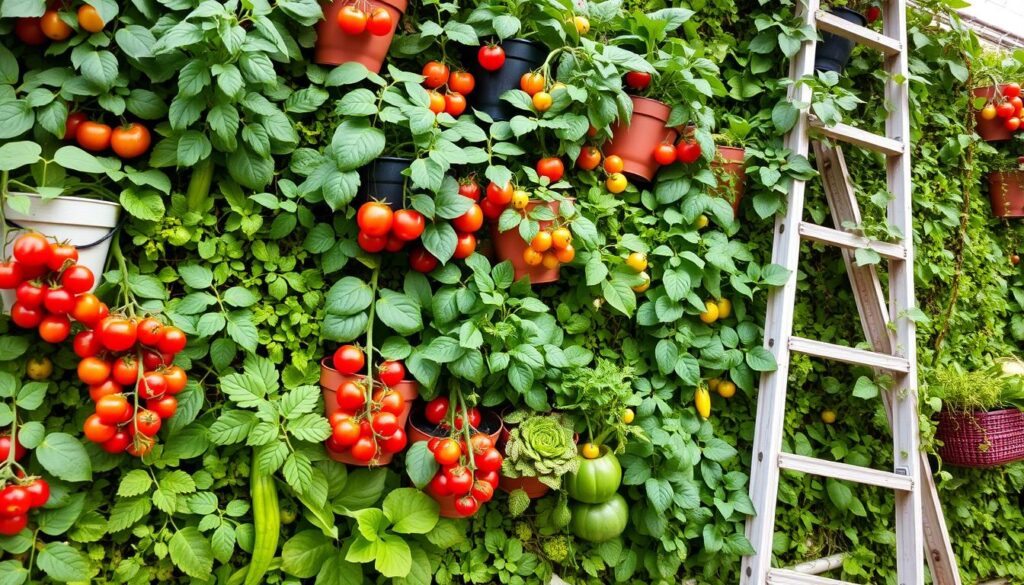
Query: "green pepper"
564 446 621 504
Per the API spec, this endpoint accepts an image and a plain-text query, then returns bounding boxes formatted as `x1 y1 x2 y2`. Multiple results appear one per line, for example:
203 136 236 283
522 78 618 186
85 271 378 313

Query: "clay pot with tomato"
315 0 408 73
465 39 548 122
604 95 678 183
974 84 1023 142
492 199 572 285
711 146 747 215
989 168 1024 219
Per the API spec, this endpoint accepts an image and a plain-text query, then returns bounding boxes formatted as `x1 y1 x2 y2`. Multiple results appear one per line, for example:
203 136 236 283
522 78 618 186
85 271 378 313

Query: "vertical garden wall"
0 0 1022 582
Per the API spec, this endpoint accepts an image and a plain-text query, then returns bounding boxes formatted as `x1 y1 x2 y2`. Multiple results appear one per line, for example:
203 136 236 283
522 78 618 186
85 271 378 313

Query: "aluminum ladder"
740 1 961 584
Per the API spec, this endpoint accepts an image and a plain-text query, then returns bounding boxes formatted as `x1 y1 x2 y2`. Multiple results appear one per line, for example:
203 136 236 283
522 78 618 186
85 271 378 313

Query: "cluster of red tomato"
653 139 703 167
64 112 151 158
13 5 106 46
0 233 97 343
422 61 476 117
0 436 50 535
324 345 410 462
335 2 393 36
980 83 1024 132
422 398 503 517
77 315 189 456
355 201 426 252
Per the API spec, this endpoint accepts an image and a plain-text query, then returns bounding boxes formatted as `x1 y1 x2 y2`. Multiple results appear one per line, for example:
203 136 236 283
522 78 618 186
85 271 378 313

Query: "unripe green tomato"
570 494 629 543
564 446 621 504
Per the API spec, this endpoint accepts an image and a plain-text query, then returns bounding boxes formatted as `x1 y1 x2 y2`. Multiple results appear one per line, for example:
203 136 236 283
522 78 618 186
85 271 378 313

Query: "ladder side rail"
740 0 820 582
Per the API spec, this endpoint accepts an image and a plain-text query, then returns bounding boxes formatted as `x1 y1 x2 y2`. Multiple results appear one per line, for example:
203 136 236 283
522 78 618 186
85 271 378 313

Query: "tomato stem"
364 264 380 455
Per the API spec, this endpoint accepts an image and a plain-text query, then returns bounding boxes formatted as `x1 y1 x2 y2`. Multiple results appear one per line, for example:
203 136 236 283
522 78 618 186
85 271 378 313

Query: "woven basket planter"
936 408 1024 468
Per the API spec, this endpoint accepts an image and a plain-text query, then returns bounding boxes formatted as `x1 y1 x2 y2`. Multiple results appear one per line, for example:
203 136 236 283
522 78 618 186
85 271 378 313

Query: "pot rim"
319 357 420 389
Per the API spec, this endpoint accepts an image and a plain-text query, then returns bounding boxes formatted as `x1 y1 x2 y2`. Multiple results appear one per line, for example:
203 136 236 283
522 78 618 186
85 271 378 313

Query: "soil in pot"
466 39 548 122
604 96 677 184
711 146 746 215
358 157 412 208
491 200 562 285
314 0 408 73
989 170 1024 218
814 8 866 74
973 86 1014 142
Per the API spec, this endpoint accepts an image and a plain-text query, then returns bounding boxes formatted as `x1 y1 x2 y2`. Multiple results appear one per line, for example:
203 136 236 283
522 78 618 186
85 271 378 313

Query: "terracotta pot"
314 0 408 72
973 86 1014 142
604 96 677 184
491 200 563 285
407 408 503 518
711 146 746 215
989 170 1024 218
319 358 419 466
499 475 551 498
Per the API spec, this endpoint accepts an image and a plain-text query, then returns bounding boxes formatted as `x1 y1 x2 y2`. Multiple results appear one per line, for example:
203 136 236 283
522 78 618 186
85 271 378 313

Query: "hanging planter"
466 39 548 122
314 0 408 73
358 156 412 208
604 96 678 184
492 199 562 285
988 170 1024 218
936 409 1024 467
973 85 1018 142
814 8 866 74
1 193 119 313
711 146 747 214
319 358 418 466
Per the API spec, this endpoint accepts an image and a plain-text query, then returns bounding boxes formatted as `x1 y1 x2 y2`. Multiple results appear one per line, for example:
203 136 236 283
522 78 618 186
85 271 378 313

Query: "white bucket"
2 193 120 313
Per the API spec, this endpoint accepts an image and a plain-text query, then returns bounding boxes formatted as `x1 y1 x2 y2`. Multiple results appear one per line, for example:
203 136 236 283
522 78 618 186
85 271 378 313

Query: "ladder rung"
788 336 910 373
798 222 906 260
768 568 858 585
814 10 902 56
778 453 914 491
808 116 904 156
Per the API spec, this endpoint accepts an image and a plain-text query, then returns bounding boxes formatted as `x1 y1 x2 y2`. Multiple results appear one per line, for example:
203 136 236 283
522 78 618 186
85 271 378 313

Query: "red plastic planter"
314 0 408 72
604 96 678 184
492 200 562 285
319 358 418 466
936 409 1024 467
973 86 1014 142
712 146 746 215
989 171 1024 218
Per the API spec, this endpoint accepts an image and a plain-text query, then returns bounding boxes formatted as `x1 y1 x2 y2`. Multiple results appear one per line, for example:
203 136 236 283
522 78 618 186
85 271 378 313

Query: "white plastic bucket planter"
2 193 120 313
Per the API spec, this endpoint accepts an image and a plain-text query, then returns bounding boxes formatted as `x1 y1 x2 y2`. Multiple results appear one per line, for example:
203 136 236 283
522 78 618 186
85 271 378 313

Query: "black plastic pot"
466 39 548 122
358 157 412 208
814 8 866 74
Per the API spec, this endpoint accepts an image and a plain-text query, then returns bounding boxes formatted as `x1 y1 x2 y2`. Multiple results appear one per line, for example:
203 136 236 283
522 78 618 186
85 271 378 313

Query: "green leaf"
745 347 777 372
281 530 334 579
375 534 412 578
404 441 439 489
37 543 90 582
118 469 153 497
375 290 423 335
383 488 439 535
53 146 108 173
703 438 738 462
852 376 879 399
119 188 165 221
15 382 45 410
325 277 372 316
0 141 40 171
316 550 364 585
331 118 386 171
36 433 91 482
168 527 213 579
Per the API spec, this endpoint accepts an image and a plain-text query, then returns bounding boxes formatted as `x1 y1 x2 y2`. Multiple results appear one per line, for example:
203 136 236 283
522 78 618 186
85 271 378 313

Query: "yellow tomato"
533 91 553 112
717 298 732 319
718 381 736 398
622 408 634 424
550 82 567 93
542 251 560 269
581 443 600 459
695 386 711 419
981 104 998 120
27 356 53 381
699 300 719 324
631 271 650 293
574 16 590 34
523 248 543 266
551 227 572 249
708 378 721 391
821 409 837 424
625 252 648 272
696 214 709 229
531 231 553 252
606 173 628 194
511 190 529 209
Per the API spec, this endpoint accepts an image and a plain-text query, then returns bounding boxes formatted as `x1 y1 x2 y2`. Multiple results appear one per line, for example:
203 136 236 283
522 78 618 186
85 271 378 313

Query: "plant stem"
364 265 381 451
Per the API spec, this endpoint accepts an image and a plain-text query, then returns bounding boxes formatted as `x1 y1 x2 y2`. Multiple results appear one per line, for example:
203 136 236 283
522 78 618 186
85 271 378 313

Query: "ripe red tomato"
428 472 451 497
127 435 154 457
476 470 500 489
10 303 44 328
475 447 503 472
333 345 365 374
385 234 406 252
76 121 113 152
0 262 22 289
61 264 94 294
24 479 49 508
147 395 178 419
536 157 565 182
110 123 151 159
445 465 473 495
444 92 467 116
452 204 484 233
138 372 167 399
329 410 352 428
486 181 513 205
89 380 122 401
478 44 506 71
676 140 702 164
133 409 162 436
0 436 26 462
84 414 117 443
1007 117 1022 132
453 232 476 259
38 314 71 343
471 480 494 503
349 437 378 462
0 514 27 536
576 146 601 171
358 231 387 252
78 357 111 385
425 397 449 425
337 5 368 34
357 202 394 236
100 318 138 352
71 293 105 326
865 5 881 23
1006 82 1021 99
112 357 140 386
47 243 78 270
378 361 405 386
433 438 461 466
15 18 46 46
454 407 481 430
454 493 480 516
0 486 31 516
458 177 481 200
366 7 393 36
409 247 439 273
73 330 102 358
163 365 188 394
336 380 367 411
374 390 405 417
332 419 361 446
449 71 475 95
625 71 652 90
371 412 399 437
470 433 493 454
391 209 426 241
63 112 87 141
16 281 47 309
158 327 187 354
13 233 51 267
136 317 164 346
43 287 75 314
422 61 450 89
96 394 133 424
140 349 166 370
379 429 407 453
480 197 504 220
653 143 677 165
997 102 1015 119
101 430 131 453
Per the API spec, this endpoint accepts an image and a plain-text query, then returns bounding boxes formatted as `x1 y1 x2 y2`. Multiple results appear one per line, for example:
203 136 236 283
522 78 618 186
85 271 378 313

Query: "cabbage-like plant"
502 411 578 489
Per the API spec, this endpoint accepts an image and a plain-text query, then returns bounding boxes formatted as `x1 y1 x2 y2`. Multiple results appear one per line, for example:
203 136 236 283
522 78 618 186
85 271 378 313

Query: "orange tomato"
428 91 445 114
541 252 559 269
110 123 151 159
76 121 112 152
532 91 553 112
551 227 572 249
40 10 72 41
520 72 546 96
530 231 553 252
576 147 601 171
77 4 105 33
604 155 624 174
522 248 543 266
555 244 575 263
